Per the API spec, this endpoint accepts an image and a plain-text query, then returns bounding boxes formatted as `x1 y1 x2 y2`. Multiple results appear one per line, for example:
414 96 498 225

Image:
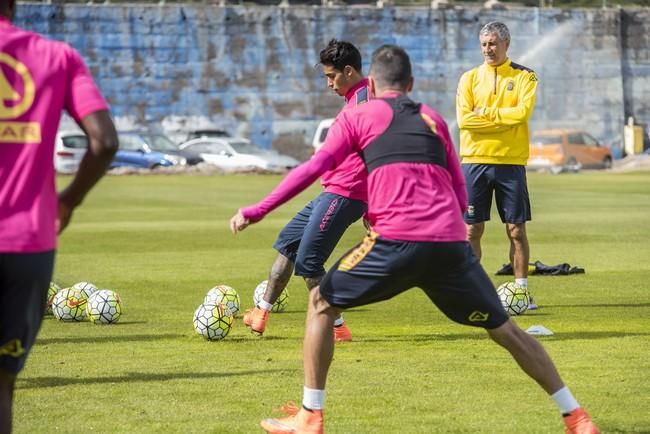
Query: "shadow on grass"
358 330 650 343
17 368 296 389
544 303 650 308
36 333 184 345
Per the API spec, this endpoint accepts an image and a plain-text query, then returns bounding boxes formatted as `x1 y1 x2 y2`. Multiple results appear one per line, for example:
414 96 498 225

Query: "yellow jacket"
456 58 538 165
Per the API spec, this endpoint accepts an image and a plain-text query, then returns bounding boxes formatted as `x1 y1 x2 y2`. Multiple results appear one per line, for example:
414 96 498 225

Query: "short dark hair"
369 45 412 90
319 39 362 73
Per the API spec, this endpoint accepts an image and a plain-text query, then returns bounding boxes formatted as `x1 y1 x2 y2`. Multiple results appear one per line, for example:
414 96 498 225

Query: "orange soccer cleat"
333 322 352 342
261 402 324 434
243 307 269 335
563 408 600 434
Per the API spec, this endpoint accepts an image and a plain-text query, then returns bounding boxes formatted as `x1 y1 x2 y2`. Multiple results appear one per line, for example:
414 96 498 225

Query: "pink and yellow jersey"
241 93 466 242
322 93 467 242
319 78 369 202
0 17 108 253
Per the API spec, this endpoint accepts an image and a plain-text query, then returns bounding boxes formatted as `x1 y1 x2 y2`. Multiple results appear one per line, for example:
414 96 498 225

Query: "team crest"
507 80 515 91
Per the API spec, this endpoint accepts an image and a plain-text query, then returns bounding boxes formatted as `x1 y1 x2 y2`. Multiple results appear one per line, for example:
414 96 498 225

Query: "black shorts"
273 192 366 278
462 163 531 224
320 234 508 329
0 250 55 374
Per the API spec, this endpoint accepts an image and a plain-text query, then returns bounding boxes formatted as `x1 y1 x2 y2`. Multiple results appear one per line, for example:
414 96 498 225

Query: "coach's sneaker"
333 322 352 342
563 408 600 434
243 307 269 335
261 404 324 434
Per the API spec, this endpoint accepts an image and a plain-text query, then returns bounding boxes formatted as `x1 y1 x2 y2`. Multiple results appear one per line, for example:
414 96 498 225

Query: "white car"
179 137 300 171
312 118 334 151
54 130 88 174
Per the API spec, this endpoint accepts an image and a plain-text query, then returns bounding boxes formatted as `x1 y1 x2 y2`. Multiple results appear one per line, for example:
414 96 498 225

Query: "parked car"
528 129 613 173
112 132 182 169
54 130 88 174
312 118 334 151
185 129 230 142
118 131 203 166
179 137 300 171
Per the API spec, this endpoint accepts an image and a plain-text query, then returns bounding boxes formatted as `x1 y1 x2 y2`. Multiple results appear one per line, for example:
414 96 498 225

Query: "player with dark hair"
231 44 599 434
242 39 369 342
0 1 118 431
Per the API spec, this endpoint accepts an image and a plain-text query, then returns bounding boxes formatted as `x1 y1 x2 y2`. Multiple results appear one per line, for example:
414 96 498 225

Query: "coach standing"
0 1 118 431
456 21 538 309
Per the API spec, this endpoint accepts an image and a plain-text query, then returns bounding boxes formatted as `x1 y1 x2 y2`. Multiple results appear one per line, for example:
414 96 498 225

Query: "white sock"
257 300 273 311
303 386 325 410
515 278 528 289
333 316 344 327
551 386 580 414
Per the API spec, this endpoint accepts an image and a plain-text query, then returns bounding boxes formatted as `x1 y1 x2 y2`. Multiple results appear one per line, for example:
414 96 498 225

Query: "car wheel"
602 156 613 169
151 164 161 170
567 157 580 173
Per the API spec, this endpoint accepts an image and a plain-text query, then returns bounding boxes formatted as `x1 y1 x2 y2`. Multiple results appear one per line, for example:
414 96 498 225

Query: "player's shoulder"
510 61 538 82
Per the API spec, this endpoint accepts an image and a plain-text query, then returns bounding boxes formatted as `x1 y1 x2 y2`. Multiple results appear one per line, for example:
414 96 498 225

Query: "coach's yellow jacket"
456 58 538 165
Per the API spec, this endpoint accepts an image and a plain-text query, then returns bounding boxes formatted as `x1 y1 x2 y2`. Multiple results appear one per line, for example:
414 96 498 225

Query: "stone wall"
15 4 650 156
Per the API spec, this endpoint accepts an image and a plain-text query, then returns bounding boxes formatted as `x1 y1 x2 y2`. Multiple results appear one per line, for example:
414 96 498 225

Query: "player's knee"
506 224 527 242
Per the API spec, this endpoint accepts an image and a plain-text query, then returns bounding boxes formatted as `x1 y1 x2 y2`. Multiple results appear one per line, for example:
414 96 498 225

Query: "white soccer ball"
204 285 240 316
86 290 122 324
253 280 289 313
193 303 234 340
71 281 98 299
46 281 61 315
52 287 88 322
496 282 530 316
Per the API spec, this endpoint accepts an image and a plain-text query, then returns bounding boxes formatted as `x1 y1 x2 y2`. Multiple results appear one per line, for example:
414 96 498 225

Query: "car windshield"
531 135 562 145
62 135 88 149
143 134 179 152
188 130 229 139
229 140 265 155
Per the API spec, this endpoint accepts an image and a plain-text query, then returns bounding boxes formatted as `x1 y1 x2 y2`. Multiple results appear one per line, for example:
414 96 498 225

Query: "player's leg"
244 200 313 334
261 234 415 433
0 370 15 434
462 164 494 260
294 193 366 342
487 321 599 433
421 243 598 433
0 251 54 433
494 165 535 308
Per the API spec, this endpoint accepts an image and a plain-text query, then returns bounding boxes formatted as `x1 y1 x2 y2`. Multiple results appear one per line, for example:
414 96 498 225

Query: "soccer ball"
193 303 234 340
46 281 61 315
71 281 98 299
204 285 240 316
496 282 530 316
86 290 122 324
52 287 88 322
253 280 289 313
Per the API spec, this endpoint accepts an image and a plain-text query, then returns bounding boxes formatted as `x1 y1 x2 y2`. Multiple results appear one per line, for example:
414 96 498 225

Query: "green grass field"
14 171 650 433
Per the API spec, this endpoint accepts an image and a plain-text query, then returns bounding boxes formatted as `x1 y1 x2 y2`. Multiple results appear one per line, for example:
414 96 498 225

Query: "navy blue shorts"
462 164 531 224
0 250 55 374
320 234 509 329
273 192 367 278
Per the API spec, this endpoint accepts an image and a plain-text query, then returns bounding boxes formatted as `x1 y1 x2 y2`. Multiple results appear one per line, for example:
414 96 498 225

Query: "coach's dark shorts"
320 234 509 329
273 192 366 278
462 163 531 224
0 250 55 374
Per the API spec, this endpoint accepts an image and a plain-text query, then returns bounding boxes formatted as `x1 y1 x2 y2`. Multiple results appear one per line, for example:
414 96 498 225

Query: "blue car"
111 132 185 169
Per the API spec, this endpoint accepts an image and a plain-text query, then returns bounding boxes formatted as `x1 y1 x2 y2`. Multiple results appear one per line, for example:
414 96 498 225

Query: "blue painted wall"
14 5 650 155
